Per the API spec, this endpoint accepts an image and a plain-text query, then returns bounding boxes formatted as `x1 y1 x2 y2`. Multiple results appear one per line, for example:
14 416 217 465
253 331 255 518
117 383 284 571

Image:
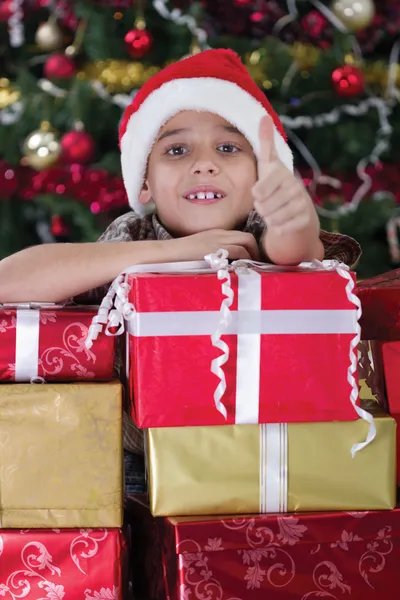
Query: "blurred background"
0 0 399 277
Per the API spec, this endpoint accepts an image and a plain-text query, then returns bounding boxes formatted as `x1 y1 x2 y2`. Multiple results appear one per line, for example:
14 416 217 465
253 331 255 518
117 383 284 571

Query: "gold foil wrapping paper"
147 413 396 517
0 381 123 527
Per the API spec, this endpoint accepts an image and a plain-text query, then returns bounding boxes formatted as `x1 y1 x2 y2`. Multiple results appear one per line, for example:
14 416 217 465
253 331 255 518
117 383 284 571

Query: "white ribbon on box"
85 251 375 456
0 302 61 383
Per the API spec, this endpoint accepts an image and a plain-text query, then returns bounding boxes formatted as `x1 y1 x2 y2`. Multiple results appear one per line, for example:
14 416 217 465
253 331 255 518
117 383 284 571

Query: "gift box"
158 508 400 600
123 266 360 427
358 340 386 409
0 381 123 527
0 304 116 382
358 269 400 341
375 341 400 484
146 411 396 516
0 528 128 599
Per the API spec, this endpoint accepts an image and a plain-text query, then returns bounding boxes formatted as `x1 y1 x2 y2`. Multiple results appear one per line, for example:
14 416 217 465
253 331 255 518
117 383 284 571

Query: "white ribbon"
260 423 288 513
14 309 40 382
206 250 233 420
334 264 376 457
86 252 373 454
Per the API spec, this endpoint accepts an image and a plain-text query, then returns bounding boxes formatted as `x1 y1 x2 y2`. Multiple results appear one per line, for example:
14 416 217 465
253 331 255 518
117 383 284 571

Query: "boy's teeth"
187 191 223 200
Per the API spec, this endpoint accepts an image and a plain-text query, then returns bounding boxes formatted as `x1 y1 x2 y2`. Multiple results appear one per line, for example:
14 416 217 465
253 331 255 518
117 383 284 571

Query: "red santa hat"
119 48 293 215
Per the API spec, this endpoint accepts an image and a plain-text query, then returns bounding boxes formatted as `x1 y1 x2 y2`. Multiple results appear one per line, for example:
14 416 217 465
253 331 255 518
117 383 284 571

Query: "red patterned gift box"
102 263 360 428
0 528 128 599
0 304 115 382
159 509 400 600
358 269 400 341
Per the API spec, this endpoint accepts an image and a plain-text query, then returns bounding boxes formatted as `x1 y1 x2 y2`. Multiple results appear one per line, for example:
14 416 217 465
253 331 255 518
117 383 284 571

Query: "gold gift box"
147 413 396 517
0 381 123 527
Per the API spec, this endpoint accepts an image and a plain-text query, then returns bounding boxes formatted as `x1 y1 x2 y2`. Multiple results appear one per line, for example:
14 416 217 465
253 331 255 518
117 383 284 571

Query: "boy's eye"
166 145 188 156
217 144 239 153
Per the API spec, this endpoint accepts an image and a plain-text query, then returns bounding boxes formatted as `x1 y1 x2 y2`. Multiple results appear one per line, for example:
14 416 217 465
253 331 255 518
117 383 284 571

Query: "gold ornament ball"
35 18 64 52
331 0 375 32
22 123 62 171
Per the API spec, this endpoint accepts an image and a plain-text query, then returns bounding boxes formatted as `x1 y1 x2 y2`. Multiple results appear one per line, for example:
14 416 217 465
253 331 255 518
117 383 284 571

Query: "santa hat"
119 48 293 215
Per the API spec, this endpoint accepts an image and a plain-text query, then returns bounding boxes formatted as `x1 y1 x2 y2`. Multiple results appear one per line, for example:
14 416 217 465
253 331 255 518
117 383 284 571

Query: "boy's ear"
138 180 152 205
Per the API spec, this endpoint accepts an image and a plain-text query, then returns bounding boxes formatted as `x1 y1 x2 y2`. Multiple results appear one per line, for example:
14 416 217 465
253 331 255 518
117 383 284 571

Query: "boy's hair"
119 48 293 216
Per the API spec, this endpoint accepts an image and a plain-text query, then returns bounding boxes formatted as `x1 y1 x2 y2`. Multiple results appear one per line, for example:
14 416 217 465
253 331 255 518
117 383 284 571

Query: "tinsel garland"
26 0 400 54
1 159 399 213
0 161 128 214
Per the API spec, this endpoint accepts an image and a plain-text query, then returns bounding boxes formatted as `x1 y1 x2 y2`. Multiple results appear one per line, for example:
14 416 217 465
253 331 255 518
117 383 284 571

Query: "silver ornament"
35 16 64 52
331 0 375 32
22 122 62 171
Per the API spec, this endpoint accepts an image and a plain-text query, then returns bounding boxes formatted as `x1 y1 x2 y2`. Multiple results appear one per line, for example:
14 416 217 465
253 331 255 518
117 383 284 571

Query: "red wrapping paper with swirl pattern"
0 528 128 599
158 509 400 600
0 305 115 382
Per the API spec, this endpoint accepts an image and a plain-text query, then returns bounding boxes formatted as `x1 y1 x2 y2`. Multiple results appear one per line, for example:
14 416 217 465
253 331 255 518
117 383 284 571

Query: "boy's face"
140 111 257 236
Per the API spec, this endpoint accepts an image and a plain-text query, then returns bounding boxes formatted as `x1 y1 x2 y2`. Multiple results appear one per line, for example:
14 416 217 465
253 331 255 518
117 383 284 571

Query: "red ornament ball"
0 162 18 197
301 10 327 38
234 0 253 6
44 54 76 79
250 11 264 23
61 130 95 165
124 28 152 59
0 0 13 22
331 65 364 97
51 215 69 237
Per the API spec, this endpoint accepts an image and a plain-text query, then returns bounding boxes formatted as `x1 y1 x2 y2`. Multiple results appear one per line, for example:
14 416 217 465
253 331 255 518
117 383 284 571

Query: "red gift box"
124 268 359 427
374 341 400 485
158 509 400 600
0 528 128 599
0 305 115 382
358 269 400 341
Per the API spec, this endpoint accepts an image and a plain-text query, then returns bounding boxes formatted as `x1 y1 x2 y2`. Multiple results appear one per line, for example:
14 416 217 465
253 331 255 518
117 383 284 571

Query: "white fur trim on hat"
120 77 293 215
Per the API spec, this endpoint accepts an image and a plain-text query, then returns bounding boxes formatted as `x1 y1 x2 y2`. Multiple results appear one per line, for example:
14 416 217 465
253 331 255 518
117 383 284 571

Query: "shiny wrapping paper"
0 305 116 382
127 269 359 427
358 269 400 340
0 382 123 527
0 528 127 599
158 508 400 600
147 414 396 516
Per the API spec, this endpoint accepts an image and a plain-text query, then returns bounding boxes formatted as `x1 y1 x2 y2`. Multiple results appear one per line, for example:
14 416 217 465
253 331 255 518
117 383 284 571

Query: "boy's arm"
262 208 324 265
0 228 260 304
0 240 175 303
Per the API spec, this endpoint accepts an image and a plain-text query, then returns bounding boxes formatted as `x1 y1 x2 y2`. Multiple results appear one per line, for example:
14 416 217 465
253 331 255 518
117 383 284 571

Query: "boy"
0 49 361 454
0 49 360 306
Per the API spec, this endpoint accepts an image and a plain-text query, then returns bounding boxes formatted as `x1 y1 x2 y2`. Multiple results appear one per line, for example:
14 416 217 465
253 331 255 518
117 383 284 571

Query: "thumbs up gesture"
252 116 323 264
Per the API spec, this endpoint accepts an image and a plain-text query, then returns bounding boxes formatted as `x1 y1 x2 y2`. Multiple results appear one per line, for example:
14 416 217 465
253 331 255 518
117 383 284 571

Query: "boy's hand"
252 115 323 264
252 115 318 236
172 229 260 261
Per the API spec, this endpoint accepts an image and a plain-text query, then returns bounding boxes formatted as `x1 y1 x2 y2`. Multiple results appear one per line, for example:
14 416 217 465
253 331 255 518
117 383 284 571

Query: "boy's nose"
191 159 220 176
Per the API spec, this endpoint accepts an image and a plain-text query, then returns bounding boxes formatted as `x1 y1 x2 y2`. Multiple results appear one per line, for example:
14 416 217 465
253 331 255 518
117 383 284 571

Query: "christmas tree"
1 0 399 276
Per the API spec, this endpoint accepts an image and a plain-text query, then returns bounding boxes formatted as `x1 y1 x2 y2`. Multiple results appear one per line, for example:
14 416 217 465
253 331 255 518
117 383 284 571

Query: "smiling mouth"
183 188 226 204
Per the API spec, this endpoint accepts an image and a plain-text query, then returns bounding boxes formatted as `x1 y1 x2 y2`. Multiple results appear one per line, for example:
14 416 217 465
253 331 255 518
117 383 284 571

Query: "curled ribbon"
333 263 376 457
204 250 234 419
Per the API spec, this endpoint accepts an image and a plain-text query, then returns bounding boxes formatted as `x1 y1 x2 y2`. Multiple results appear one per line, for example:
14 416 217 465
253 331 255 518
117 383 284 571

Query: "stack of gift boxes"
0 305 128 597
3 262 400 599
113 259 400 600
